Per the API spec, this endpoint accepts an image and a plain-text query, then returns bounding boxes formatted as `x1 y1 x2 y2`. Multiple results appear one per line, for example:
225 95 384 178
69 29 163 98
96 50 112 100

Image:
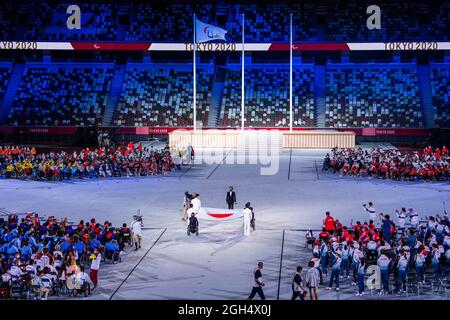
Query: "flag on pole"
195 19 227 43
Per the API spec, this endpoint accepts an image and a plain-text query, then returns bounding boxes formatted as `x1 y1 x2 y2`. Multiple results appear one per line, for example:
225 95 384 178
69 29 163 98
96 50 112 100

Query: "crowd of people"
323 146 450 182
297 203 450 299
0 212 143 300
0 143 177 181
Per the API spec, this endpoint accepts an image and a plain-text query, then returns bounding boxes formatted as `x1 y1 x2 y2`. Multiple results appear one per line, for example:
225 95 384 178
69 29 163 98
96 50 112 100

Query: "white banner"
196 207 243 221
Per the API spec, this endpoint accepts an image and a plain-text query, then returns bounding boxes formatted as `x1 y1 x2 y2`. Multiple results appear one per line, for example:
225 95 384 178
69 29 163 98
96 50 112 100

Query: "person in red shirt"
319 228 330 242
323 212 335 234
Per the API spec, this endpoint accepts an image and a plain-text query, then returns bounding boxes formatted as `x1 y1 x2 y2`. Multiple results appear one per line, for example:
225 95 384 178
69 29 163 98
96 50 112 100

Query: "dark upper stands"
0 2 448 42
24 2 117 41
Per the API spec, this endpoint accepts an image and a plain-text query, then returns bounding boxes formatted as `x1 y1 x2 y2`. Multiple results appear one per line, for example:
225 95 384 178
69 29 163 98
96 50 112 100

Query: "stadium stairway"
207 66 226 128
0 63 25 125
313 64 326 127
102 65 126 126
417 63 435 128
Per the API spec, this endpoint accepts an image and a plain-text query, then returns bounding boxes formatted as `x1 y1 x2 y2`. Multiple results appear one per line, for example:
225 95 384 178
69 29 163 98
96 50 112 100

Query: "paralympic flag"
195 207 243 221
195 19 227 43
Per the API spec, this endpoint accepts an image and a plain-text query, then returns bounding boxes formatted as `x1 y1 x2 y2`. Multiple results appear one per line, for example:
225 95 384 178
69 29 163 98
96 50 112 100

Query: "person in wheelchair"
104 239 120 262
0 270 11 299
305 229 316 248
118 223 132 251
74 266 91 296
187 212 199 236
366 238 379 262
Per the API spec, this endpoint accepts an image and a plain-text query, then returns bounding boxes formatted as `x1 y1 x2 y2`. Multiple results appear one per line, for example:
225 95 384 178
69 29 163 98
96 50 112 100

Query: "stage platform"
169 129 355 149
283 130 355 149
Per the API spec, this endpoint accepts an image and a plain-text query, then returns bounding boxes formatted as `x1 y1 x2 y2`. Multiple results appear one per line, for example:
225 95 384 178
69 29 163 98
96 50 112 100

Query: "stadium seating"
219 66 314 127
0 2 448 42
125 4 213 42
429 3 450 40
325 66 423 128
8 66 113 126
24 2 117 41
430 66 450 128
225 4 316 42
325 2 422 41
113 67 213 127
0 68 11 103
0 2 14 41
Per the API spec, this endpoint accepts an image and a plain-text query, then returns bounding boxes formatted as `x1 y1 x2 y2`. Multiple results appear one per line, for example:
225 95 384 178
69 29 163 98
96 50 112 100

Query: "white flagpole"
289 13 293 132
241 13 245 131
193 14 197 131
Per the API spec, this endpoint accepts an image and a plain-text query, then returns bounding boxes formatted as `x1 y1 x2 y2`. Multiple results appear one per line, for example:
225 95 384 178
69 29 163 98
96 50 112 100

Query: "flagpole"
289 13 293 132
241 13 245 131
193 14 197 131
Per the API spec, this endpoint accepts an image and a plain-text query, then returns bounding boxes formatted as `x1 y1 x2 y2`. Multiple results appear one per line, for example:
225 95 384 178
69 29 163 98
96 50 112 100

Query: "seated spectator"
324 146 450 182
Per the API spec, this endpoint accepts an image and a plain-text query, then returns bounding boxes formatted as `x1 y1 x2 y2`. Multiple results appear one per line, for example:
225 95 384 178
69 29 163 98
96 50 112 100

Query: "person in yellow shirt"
6 164 15 178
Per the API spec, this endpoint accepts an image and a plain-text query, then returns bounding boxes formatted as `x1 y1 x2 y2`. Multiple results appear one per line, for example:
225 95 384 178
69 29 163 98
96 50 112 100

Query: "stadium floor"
1 148 449 300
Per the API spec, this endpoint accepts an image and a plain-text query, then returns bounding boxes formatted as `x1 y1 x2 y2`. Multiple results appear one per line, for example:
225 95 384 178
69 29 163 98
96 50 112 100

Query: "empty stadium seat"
24 2 117 41
219 66 314 127
0 68 11 103
8 66 113 126
430 66 450 128
113 67 213 127
325 66 423 128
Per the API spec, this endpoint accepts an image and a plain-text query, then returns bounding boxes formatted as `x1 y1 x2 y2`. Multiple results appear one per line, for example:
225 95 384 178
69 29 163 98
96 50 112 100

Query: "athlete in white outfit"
191 193 202 214
130 216 143 251
396 208 408 229
363 202 376 222
243 202 253 236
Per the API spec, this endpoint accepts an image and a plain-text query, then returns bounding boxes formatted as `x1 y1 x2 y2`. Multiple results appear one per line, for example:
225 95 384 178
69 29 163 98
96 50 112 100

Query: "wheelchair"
103 250 121 264
366 249 378 265
187 221 199 236
0 280 11 299
73 278 90 297
78 253 88 267
121 232 133 247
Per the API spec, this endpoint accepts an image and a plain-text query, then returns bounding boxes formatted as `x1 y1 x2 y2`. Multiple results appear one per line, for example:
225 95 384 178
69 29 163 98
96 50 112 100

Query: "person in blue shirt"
89 237 101 252
60 239 72 254
20 240 32 262
11 236 21 249
28 234 38 251
0 242 9 259
105 239 119 254
380 213 394 244
74 238 86 256
6 242 18 261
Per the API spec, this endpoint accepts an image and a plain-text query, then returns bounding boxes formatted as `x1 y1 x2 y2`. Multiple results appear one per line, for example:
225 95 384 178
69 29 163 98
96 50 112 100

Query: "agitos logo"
203 26 217 39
